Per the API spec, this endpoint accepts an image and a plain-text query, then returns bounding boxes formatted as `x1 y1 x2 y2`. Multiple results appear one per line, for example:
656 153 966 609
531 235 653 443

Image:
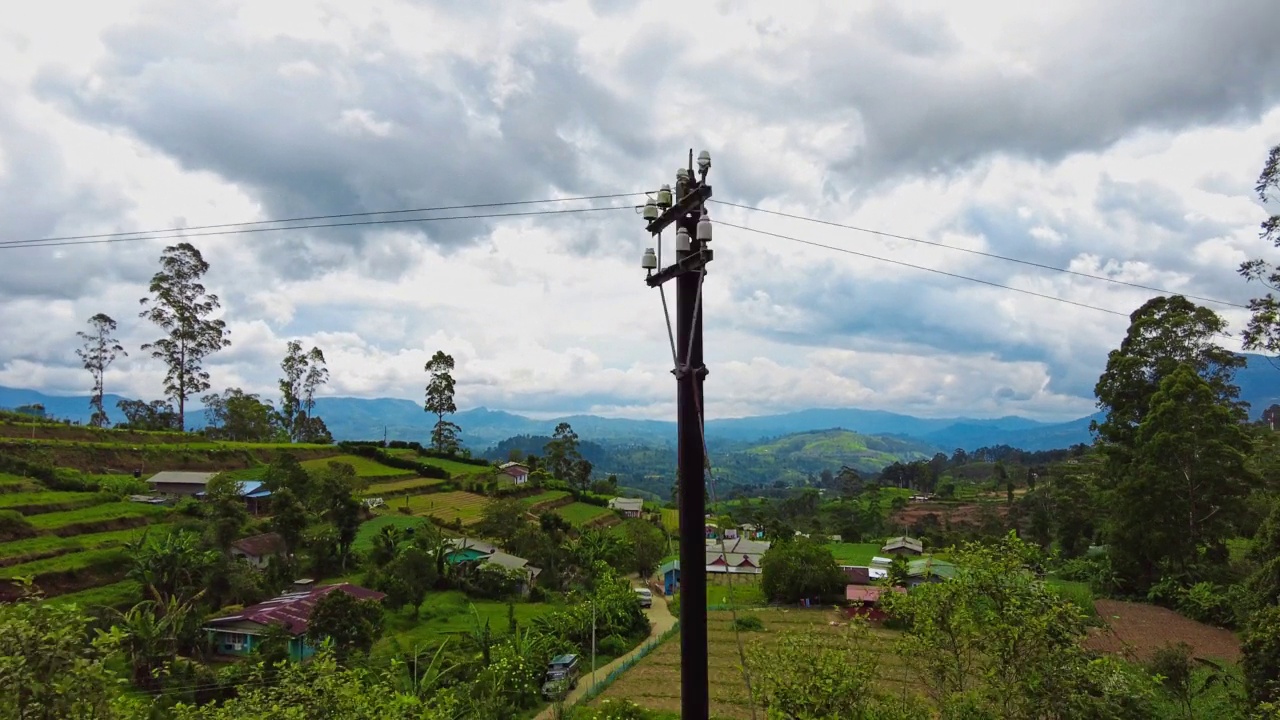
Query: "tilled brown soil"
1084 599 1241 662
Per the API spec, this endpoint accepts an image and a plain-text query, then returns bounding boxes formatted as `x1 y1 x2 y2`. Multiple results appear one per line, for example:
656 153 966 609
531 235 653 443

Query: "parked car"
541 653 580 699
635 587 652 608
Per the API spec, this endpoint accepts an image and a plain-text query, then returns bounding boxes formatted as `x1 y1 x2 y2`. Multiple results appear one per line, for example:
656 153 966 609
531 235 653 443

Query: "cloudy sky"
2 0 1279 423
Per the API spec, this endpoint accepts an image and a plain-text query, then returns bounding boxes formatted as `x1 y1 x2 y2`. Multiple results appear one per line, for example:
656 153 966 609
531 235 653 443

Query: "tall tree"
1093 295 1245 455
279 341 330 442
115 398 179 431
1109 365 1255 591
138 243 231 430
424 350 461 453
1239 144 1280 355
75 313 127 427
543 422 582 484
201 387 280 442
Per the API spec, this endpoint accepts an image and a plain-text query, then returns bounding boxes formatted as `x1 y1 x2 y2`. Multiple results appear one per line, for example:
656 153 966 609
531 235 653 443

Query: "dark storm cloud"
33 3 653 279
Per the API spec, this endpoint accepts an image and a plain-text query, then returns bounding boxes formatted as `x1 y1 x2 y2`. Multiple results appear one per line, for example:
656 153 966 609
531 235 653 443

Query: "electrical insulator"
696 208 712 243
656 184 672 209
641 247 657 270
675 226 691 252
642 198 659 221
697 150 711 173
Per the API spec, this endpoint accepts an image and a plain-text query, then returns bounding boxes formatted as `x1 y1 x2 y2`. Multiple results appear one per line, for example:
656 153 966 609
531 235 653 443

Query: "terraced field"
402 490 489 526
660 508 679 533
521 490 571 510
0 490 105 514
551 502 615 527
27 502 169 535
364 477 447 496
0 524 172 568
301 454 416 478
589 608 911 718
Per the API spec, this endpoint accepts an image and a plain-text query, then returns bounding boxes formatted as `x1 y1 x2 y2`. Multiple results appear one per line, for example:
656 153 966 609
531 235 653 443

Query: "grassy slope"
374 591 561 658
825 542 883 566
0 546 130 580
27 502 170 531
364 477 446 495
397 490 489 525
553 502 614 526
0 490 105 514
300 454 416 478
46 579 143 610
0 524 171 565
353 515 430 551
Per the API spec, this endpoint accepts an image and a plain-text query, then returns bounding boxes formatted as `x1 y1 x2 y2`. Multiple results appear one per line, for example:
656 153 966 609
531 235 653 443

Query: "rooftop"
608 497 644 512
883 536 924 552
846 585 906 603
230 532 287 558
204 583 385 636
147 471 218 486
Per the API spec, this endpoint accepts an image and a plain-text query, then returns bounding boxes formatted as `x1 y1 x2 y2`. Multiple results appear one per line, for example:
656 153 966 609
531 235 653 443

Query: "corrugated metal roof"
204 583 385 636
147 471 218 485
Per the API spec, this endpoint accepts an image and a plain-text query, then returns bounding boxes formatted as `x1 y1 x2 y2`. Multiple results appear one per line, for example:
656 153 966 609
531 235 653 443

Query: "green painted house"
204 582 386 661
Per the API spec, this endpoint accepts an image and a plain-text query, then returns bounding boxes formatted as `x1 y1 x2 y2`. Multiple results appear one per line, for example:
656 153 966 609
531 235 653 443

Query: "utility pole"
640 148 713 719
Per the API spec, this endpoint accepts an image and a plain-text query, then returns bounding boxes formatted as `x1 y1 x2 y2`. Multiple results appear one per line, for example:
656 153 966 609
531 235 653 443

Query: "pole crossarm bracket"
646 248 713 287
646 185 712 235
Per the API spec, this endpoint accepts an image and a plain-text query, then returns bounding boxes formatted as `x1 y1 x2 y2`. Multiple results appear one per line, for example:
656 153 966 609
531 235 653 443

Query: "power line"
713 200 1248 310
0 205 635 251
1 191 649 248
715 220 1131 317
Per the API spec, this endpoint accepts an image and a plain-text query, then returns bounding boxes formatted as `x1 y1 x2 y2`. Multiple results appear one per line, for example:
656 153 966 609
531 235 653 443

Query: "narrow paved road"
536 586 676 719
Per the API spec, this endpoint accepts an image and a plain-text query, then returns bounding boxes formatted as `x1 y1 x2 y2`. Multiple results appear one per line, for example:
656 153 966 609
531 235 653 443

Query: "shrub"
1176 582 1235 627
397 506 412 515
573 699 658 720
0 509 35 541
731 614 765 632
598 635 629 656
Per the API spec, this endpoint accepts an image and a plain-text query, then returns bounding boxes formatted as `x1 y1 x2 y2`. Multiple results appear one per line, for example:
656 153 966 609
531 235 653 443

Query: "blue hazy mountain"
4 353 1278 452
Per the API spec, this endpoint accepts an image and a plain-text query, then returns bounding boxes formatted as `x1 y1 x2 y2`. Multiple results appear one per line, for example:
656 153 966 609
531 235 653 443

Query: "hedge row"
341 445 451 480
338 440 491 468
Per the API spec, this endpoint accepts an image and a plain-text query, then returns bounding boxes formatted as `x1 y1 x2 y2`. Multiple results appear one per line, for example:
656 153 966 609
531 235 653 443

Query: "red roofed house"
843 584 906 622
499 462 530 484
203 583 385 661
230 532 288 570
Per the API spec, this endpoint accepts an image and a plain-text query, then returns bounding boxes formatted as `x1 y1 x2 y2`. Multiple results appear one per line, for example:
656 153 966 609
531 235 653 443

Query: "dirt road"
536 589 677 719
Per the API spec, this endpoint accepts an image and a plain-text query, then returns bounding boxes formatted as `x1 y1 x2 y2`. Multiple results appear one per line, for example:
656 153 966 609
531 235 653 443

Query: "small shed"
147 471 218 497
881 536 924 556
843 585 906 621
841 566 871 585
659 559 680 596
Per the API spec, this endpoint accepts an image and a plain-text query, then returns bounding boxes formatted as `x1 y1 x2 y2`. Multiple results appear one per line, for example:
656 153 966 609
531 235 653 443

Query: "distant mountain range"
3 352 1279 453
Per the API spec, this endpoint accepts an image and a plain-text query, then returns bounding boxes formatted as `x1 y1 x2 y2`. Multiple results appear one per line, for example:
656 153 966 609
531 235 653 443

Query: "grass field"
552 502 615 527
398 490 489 526
1046 578 1097 617
417 456 493 477
300 454 415 478
0 490 105 514
353 515 431 551
375 590 561 658
589 607 911 718
521 490 570 509
0 546 131 581
27 502 170 532
825 542 883 566
46 579 142 610
0 473 39 493
0 524 171 566
363 477 446 496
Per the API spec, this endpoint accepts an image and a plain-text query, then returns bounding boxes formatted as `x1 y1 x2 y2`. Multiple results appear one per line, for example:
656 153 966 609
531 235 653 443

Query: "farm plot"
825 542 883 566
0 490 105 515
416 456 493 478
402 490 489 526
589 608 911 718
0 524 171 568
521 490 570 510
0 473 39 493
1085 599 1241 662
552 502 615 527
354 515 431 552
47 579 142 610
364 477 446 496
27 502 170 536
301 454 415 478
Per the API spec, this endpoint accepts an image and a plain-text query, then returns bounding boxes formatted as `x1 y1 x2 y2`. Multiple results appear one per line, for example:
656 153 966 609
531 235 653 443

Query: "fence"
574 622 681 707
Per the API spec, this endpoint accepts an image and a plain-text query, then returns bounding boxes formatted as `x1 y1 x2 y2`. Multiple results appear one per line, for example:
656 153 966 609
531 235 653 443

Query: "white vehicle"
635 587 652 608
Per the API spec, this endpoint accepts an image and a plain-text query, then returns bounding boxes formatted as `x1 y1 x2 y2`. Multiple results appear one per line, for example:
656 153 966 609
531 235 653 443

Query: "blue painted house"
659 559 680 596
204 583 385 661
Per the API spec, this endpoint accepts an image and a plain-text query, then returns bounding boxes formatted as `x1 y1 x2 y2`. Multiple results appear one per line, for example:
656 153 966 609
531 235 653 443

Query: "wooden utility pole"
641 148 714 719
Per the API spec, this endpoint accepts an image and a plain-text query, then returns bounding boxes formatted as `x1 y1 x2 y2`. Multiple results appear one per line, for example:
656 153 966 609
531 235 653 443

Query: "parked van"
541 654 580 699
635 587 653 608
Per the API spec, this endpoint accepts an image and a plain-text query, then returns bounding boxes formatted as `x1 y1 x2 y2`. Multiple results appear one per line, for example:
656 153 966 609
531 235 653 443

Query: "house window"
223 632 250 651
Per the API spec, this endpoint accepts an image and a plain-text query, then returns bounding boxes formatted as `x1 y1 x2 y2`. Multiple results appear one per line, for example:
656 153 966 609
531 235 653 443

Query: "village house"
146 470 219 497
203 583 385 661
230 532 288 570
444 537 541 595
881 536 924 556
607 497 644 518
843 585 906 621
906 558 956 588
498 462 530 484
195 479 273 514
